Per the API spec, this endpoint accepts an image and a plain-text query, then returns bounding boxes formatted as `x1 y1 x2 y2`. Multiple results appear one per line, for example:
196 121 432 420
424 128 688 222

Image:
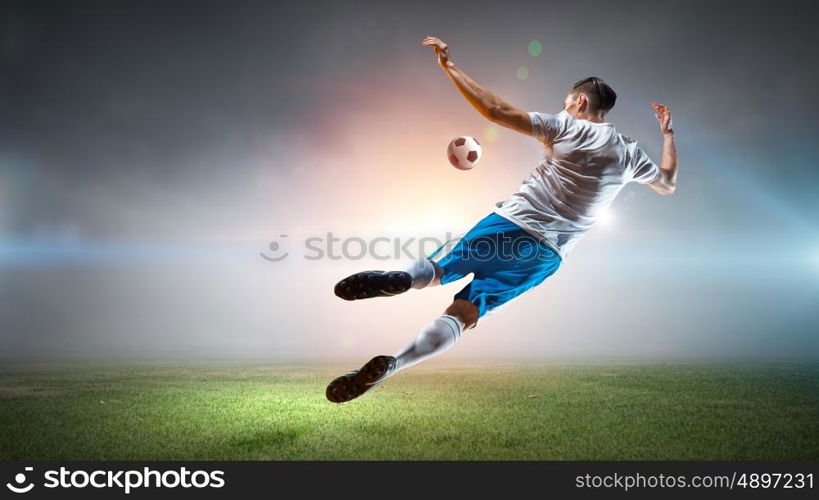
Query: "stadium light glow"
596 208 615 227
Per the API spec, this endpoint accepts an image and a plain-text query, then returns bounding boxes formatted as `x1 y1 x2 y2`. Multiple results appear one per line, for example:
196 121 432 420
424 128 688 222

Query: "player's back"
495 110 659 257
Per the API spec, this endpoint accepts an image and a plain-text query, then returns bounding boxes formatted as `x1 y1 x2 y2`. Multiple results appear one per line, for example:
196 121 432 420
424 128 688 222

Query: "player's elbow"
649 181 675 196
652 171 677 195
657 182 676 195
656 183 677 196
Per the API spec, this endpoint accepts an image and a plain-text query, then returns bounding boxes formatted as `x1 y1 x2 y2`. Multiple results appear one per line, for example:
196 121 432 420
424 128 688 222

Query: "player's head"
564 77 616 119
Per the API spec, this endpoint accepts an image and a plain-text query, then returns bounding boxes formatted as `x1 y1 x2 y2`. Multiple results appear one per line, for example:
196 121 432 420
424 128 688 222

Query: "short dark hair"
571 77 616 113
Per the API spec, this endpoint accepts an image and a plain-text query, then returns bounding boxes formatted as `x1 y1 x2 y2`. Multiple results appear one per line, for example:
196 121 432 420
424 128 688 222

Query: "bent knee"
444 299 479 330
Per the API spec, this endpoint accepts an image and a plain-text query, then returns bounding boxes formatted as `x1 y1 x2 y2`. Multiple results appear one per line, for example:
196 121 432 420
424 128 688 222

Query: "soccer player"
325 36 678 403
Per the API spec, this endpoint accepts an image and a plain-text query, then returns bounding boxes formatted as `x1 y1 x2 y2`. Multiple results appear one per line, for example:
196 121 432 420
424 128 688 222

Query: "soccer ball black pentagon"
447 136 482 170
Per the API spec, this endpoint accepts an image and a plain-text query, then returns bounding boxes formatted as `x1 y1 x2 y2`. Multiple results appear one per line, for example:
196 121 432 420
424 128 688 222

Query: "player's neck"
579 112 607 123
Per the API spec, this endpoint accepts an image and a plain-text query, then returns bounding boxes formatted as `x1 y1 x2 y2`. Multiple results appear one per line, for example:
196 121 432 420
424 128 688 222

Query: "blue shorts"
430 213 561 318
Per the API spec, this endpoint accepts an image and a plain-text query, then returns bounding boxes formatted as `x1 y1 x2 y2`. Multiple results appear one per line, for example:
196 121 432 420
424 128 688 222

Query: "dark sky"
3 0 817 236
1 0 818 358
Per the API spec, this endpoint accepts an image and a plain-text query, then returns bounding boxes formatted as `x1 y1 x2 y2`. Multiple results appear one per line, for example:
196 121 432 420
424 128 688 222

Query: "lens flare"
596 208 615 227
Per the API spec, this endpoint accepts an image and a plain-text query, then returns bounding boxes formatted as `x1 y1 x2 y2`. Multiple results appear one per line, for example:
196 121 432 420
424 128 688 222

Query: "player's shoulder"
528 110 577 141
530 109 573 121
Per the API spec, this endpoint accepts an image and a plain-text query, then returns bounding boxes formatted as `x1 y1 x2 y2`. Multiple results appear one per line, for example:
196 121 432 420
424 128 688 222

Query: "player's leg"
332 213 504 302
375 221 563 381
333 259 439 301
325 213 556 403
325 221 490 403
325 298 477 403
444 297 480 329
392 298 477 371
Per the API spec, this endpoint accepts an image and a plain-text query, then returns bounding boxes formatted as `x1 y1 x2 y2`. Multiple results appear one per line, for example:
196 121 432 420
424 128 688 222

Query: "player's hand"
650 102 673 136
422 35 452 70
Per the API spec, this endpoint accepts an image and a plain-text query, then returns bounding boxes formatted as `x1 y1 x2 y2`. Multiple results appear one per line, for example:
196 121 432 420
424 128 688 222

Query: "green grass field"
1 360 817 460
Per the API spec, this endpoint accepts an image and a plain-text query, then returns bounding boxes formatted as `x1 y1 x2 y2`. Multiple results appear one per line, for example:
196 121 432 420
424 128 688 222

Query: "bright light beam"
596 208 615 227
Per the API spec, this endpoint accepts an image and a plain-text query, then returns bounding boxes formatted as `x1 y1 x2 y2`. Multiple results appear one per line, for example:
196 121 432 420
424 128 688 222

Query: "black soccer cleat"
326 355 397 403
334 271 413 301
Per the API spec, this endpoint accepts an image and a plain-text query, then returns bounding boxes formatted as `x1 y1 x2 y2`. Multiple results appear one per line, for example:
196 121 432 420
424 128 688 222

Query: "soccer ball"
447 136 482 170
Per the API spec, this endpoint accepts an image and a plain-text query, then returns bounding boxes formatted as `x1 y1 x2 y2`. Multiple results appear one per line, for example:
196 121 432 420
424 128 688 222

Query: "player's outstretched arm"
422 36 531 136
647 102 678 195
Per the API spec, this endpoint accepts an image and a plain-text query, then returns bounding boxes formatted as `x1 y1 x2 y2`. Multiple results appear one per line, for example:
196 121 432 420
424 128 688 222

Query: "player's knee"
444 299 479 330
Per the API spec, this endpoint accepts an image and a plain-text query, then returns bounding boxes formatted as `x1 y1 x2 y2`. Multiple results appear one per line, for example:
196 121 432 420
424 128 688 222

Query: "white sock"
394 315 463 371
402 259 437 289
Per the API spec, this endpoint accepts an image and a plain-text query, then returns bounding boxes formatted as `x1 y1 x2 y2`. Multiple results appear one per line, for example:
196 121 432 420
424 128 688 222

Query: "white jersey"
494 110 660 258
